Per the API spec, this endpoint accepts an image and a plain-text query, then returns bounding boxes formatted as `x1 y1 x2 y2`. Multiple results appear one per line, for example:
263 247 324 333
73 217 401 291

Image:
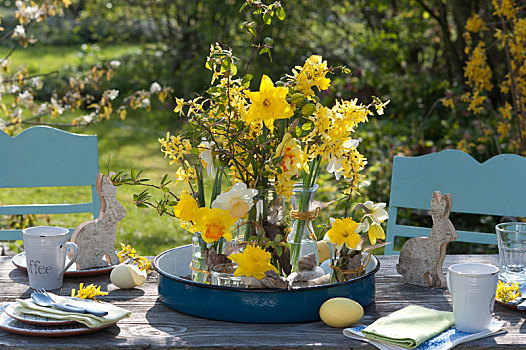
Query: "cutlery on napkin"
16 293 131 328
343 305 506 350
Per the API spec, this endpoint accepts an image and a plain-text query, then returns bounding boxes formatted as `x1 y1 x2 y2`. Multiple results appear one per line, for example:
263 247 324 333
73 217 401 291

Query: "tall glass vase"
288 184 319 272
191 232 209 283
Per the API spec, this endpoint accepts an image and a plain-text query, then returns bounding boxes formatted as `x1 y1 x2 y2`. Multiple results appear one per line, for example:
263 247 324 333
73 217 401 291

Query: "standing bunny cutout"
70 173 126 269
396 191 457 288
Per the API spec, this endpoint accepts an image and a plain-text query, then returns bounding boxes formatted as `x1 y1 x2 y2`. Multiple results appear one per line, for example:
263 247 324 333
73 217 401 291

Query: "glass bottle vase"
191 232 209 283
288 184 319 272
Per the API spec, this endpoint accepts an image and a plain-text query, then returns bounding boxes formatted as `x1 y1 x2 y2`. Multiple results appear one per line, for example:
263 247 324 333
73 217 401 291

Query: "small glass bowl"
210 263 243 287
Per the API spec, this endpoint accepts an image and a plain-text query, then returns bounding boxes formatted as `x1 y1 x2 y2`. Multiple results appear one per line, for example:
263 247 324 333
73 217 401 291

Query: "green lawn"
0 45 141 75
0 45 190 256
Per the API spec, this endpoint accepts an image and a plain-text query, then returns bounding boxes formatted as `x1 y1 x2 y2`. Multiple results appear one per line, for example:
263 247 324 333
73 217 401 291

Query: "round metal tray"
153 245 379 323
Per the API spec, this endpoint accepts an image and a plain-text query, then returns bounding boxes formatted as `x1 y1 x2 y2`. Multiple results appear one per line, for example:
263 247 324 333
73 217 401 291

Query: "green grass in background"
0 45 141 74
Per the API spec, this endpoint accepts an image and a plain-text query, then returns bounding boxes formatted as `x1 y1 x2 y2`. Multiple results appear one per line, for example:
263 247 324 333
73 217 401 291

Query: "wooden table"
0 254 524 349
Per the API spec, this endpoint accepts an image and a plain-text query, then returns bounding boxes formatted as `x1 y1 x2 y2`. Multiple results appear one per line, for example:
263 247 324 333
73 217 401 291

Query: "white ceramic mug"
22 226 79 290
447 263 499 333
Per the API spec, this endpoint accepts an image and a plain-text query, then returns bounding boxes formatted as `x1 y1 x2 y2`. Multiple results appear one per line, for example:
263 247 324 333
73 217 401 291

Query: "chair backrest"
385 149 526 255
0 126 100 240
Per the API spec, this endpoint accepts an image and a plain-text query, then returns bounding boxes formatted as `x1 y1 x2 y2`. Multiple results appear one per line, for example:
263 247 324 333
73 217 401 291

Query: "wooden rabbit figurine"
70 173 126 269
396 191 457 288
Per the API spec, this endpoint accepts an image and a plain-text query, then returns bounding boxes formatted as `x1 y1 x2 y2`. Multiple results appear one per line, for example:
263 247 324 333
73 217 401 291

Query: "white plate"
0 304 116 337
4 303 76 326
12 252 114 277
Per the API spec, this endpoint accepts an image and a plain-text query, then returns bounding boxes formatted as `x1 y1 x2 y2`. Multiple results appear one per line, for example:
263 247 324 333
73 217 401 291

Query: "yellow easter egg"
317 241 331 263
110 264 137 289
319 297 364 328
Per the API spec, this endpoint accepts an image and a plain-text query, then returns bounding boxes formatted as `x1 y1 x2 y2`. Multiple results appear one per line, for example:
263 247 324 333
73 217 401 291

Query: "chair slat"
0 203 97 215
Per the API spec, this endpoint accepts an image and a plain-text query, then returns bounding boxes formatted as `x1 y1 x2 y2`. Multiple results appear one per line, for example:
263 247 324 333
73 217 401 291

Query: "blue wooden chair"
385 149 526 255
0 126 100 241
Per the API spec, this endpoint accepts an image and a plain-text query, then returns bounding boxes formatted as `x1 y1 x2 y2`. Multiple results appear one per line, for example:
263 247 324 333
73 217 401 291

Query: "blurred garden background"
0 0 524 255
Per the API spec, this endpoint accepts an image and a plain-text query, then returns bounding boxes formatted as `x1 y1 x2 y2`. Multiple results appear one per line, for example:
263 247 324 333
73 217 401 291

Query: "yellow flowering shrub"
445 0 526 155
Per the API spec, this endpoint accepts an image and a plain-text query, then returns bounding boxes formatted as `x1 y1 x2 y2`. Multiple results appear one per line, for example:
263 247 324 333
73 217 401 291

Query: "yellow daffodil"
367 222 385 245
173 193 199 222
229 244 278 280
190 207 237 243
275 133 303 174
244 75 293 130
326 217 360 249
211 182 258 219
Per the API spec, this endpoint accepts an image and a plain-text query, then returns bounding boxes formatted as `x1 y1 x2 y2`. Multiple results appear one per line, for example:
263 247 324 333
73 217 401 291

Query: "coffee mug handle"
59 242 79 277
446 270 451 293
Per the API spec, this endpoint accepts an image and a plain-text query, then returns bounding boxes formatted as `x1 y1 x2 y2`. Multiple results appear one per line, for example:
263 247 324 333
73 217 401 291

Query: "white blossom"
198 141 215 177
109 60 121 69
30 77 43 89
18 90 32 103
140 98 150 108
104 89 119 101
13 25 26 38
82 113 96 124
150 82 162 94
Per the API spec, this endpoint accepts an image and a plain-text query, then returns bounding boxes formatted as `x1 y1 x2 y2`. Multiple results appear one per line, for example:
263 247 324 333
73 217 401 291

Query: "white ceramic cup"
447 263 499 333
22 226 79 290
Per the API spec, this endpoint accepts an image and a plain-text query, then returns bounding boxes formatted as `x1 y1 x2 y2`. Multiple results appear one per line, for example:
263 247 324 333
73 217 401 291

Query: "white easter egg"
110 264 138 289
128 264 147 286
319 297 364 328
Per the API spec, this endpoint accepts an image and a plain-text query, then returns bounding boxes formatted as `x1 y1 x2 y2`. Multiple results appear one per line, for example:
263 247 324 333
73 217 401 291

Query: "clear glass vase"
191 232 209 283
288 184 319 272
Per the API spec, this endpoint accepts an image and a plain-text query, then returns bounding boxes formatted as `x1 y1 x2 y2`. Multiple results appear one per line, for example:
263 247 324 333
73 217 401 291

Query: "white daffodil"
198 141 215 177
326 157 343 180
363 201 389 224
212 182 258 219
356 218 369 234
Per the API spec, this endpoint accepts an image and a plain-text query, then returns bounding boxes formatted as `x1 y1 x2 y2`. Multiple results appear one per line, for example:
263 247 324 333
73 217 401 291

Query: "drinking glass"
496 222 526 283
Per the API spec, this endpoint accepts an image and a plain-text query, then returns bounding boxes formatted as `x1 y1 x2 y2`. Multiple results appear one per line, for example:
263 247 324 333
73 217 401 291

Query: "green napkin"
16 293 131 328
362 305 454 349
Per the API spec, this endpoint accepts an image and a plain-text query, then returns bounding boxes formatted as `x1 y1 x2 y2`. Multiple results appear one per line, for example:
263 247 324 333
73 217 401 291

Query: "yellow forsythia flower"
496 280 521 303
71 283 108 300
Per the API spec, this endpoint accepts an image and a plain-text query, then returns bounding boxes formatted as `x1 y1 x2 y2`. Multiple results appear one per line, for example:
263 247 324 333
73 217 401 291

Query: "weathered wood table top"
0 254 524 349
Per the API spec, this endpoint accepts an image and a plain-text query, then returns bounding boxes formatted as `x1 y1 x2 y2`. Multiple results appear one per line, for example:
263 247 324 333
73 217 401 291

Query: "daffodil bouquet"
147 40 390 284
114 3 389 286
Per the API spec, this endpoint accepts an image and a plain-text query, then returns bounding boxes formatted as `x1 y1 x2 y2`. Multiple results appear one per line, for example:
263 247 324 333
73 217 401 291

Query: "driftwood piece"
70 173 126 269
396 191 458 288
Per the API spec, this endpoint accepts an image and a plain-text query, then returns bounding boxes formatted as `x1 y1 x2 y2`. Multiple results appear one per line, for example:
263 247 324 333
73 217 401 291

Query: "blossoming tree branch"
0 0 171 134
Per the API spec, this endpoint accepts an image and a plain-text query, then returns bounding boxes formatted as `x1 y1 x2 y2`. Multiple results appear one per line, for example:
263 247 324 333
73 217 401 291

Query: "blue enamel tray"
153 245 379 323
